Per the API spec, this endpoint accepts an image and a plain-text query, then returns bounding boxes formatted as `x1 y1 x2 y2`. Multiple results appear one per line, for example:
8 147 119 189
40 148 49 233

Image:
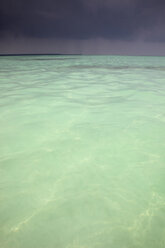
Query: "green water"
0 55 165 248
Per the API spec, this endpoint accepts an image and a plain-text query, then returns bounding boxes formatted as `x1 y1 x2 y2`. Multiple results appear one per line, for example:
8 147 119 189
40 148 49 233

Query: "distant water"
0 55 165 248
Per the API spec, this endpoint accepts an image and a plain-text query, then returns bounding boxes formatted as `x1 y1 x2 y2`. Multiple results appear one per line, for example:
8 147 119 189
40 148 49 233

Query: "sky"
0 0 165 55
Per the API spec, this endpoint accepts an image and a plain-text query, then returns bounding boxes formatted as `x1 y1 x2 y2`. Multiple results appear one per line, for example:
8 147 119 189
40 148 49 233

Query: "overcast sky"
0 0 165 55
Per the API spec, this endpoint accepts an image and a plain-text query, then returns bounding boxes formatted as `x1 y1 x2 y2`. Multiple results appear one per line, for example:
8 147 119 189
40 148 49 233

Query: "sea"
0 55 165 248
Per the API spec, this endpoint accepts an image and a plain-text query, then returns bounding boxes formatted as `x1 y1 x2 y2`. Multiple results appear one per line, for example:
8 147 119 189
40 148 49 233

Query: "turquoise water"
0 55 165 248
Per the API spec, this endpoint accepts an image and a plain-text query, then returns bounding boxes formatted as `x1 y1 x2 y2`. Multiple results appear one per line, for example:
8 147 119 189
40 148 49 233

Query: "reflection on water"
0 55 165 248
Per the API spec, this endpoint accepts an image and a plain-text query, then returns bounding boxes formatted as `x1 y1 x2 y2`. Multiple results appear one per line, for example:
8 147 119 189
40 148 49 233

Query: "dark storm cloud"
0 0 165 41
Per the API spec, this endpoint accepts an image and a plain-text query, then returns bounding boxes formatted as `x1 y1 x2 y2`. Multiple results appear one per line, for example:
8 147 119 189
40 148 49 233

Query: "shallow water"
0 55 165 248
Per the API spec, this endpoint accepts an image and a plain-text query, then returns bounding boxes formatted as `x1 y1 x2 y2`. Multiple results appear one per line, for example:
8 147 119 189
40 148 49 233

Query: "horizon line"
0 53 165 57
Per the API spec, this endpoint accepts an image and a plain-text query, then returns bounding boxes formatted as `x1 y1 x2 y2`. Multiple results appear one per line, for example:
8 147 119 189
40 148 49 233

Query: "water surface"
0 55 165 248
